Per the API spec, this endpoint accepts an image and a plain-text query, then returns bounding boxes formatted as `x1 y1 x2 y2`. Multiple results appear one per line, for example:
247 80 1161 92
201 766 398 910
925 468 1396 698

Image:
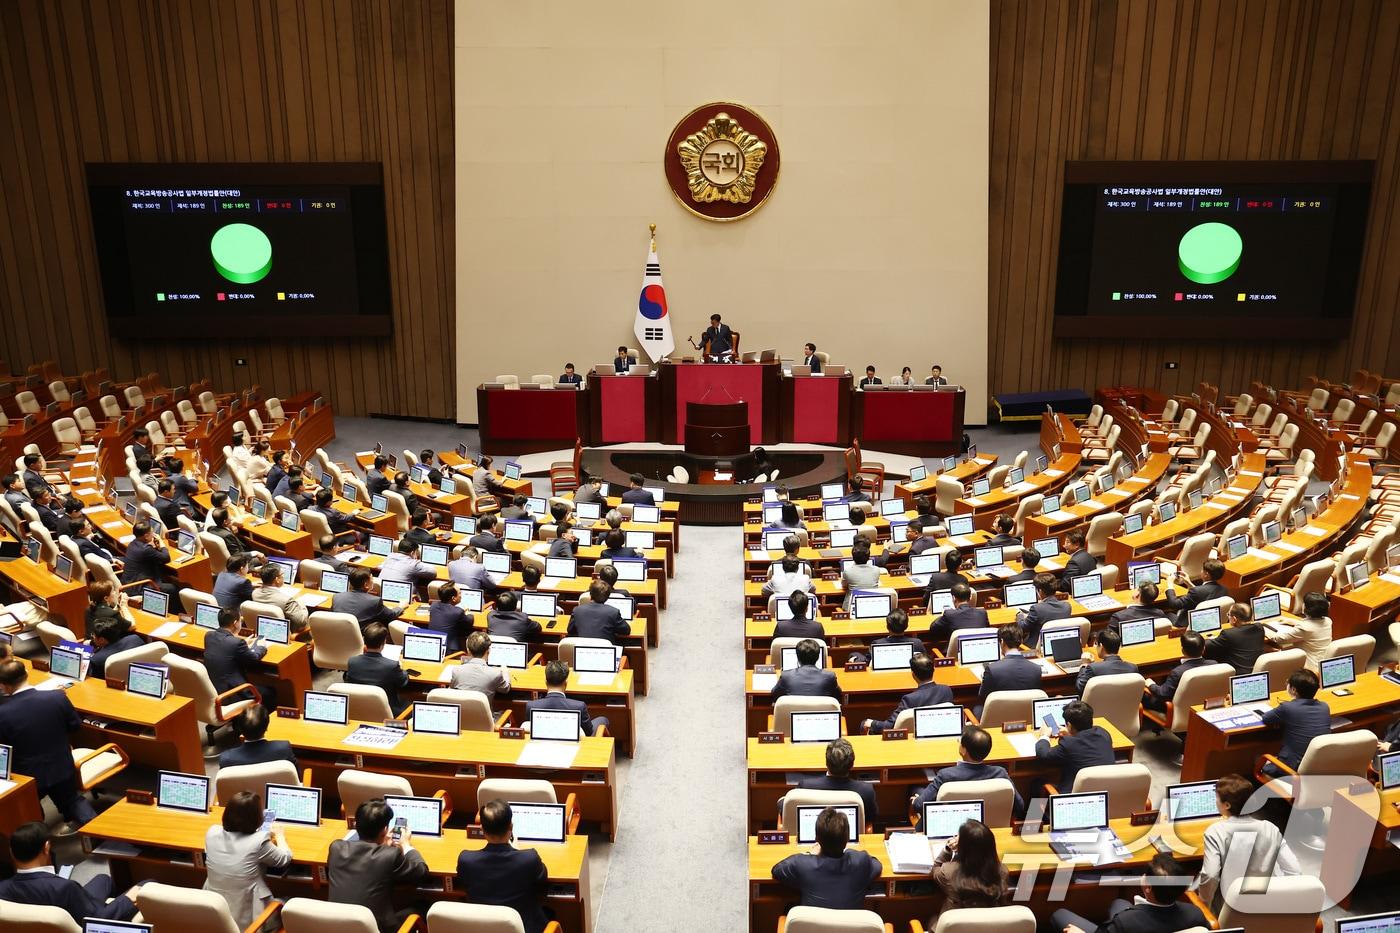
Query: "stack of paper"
342 726 407 750
151 621 185 639
516 741 580 769
1006 732 1042 756
886 832 935 873
751 673 778 692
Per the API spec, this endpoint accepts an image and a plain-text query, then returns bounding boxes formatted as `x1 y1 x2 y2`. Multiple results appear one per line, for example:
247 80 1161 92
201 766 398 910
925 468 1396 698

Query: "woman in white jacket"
1268 590 1333 671
203 790 292 928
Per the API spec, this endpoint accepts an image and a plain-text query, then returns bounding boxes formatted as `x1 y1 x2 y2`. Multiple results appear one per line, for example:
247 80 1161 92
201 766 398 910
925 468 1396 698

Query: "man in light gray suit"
327 799 428 933
448 631 511 696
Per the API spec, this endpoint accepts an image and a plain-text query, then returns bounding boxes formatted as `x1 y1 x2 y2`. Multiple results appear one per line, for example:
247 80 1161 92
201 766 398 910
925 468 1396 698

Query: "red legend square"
217 292 226 301
1174 292 1183 301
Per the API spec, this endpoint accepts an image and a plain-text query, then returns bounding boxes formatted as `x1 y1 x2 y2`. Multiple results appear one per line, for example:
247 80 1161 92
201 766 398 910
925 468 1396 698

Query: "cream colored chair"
1258 729 1378 810
936 778 1016 827
929 905 1036 933
1322 634 1375 672
529 374 554 387
54 536 87 585
1285 558 1335 612
945 627 997 660
769 636 826 669
426 902 561 933
778 788 866 836
35 620 78 650
198 531 231 574
50 417 81 455
1231 393 1253 417
280 898 384 933
1082 424 1120 461
1081 672 1144 738
493 374 520 389
102 640 169 682
935 475 962 516
71 742 130 797
177 398 199 426
1056 762 1151 818
337 769 413 817
198 390 218 414
977 688 1047 729
330 682 393 721
239 600 285 633
986 464 1010 488
1168 423 1211 462
298 558 334 588
1176 532 1215 580
1083 512 1124 559
47 380 71 404
1263 423 1300 461
14 390 39 415
772 696 841 737
784 906 888 933
124 385 146 409
1210 875 1325 933
1305 386 1328 411
215 759 302 805
425 687 510 732
99 393 122 419
164 653 257 752
72 406 99 436
308 610 364 671
1357 421 1397 459
382 489 411 533
299 507 335 547
1142 663 1232 734
0 901 82 933
1252 648 1306 693
1010 494 1043 537
265 397 287 422
665 465 690 483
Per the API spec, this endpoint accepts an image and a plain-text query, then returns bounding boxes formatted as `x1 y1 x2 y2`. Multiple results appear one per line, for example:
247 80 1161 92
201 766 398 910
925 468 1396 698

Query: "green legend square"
1112 292 1121 301
156 293 165 301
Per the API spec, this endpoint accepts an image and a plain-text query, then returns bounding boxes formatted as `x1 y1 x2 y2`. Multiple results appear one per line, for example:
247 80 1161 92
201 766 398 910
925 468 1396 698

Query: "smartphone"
391 816 407 843
1042 713 1057 733
261 809 276 832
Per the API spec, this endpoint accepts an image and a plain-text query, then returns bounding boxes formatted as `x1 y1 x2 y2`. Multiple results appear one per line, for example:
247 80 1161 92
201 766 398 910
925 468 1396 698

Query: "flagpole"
649 222 656 251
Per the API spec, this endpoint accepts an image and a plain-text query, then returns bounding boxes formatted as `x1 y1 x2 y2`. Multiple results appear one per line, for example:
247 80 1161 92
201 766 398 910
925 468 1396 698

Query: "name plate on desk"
1203 696 1227 710
753 613 771 621
1130 810 1159 826
1002 720 1028 733
831 611 850 620
381 720 409 732
908 607 928 616
758 831 790 845
754 664 776 675
499 727 525 740
467 825 486 840
276 707 301 719
882 729 908 741
125 789 154 805
758 732 785 744
933 657 955 668
105 677 125 691
844 660 868 672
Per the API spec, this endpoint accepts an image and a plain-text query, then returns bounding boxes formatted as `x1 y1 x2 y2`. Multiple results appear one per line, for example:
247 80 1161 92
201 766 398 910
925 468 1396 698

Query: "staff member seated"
863 651 952 734
558 362 583 386
873 607 925 652
858 365 881 388
801 342 824 372
986 514 1020 548
620 473 655 506
912 726 1024 827
770 638 842 700
977 625 1042 711
770 807 881 909
1034 699 1114 789
774 591 824 639
795 738 877 820
613 346 632 373
0 821 141 924
1054 853 1207 933
331 568 402 631
1192 772 1301 909
1074 627 1139 695
220 706 298 768
1164 558 1230 624
455 800 552 933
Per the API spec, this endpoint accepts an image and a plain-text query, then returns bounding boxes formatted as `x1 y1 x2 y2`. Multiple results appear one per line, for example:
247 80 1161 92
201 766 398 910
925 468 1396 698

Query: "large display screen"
87 163 392 337
1053 161 1372 338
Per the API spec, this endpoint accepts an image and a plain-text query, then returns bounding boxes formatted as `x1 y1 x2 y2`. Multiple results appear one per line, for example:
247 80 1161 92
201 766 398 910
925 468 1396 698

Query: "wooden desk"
1180 670 1400 783
1021 453 1170 543
0 551 88 634
739 533 995 578
749 819 1207 933
894 455 997 508
191 494 316 560
267 715 621 840
1329 568 1400 640
953 453 1081 530
781 372 853 445
81 799 593 932
0 773 44 867
744 721 1135 833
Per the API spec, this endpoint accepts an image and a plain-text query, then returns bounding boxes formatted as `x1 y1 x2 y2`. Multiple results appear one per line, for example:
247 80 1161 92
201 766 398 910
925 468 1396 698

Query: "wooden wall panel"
0 0 454 418
990 0 1400 400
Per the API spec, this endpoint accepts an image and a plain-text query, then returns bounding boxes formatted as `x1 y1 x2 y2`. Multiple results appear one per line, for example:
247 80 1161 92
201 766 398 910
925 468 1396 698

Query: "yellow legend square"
1236 293 1246 301
277 292 286 300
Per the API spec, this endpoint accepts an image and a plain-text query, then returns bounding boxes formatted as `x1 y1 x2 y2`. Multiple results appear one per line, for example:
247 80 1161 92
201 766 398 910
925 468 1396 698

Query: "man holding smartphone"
327 798 428 932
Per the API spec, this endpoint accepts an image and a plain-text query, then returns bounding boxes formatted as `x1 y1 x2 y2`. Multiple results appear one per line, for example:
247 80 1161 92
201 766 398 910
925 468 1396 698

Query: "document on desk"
1247 547 1277 561
962 497 985 507
1273 541 1305 554
751 673 778 692
1240 470 1263 477
576 673 616 687
101 520 125 530
886 832 935 873
1007 482 1036 494
151 621 185 639
1198 707 1263 730
1204 502 1229 511
341 726 406 750
381 645 403 661
1044 468 1065 478
296 593 328 608
92 840 142 858
516 741 580 769
749 549 772 560
947 535 978 547
1006 732 1042 757
1382 573 1400 585
1298 525 1328 536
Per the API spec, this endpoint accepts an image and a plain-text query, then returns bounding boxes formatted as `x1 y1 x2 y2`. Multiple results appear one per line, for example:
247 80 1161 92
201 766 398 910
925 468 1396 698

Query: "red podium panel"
477 387 587 454
591 374 655 444
855 389 965 457
783 374 852 444
660 363 779 445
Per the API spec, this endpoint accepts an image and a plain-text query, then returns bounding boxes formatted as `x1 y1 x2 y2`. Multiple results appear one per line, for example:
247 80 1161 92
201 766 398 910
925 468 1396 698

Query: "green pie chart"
1177 221 1242 285
210 223 273 284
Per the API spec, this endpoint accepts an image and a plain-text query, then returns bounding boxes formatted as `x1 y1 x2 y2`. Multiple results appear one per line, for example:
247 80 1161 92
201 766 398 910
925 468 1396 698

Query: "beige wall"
455 0 990 424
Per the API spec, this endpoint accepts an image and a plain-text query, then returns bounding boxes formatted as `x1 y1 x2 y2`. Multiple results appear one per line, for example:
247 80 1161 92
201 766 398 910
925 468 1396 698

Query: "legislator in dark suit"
546 536 574 559
1163 580 1231 624
121 537 170 586
154 495 183 531
1202 622 1267 674
455 842 550 933
797 774 877 821
1034 725 1115 789
219 737 298 769
566 602 629 644
1018 597 1072 643
921 570 968 593
204 627 274 708
1260 696 1331 772
558 371 582 386
770 664 843 701
803 353 824 373
771 850 881 910
427 601 473 654
1143 657 1214 711
469 531 506 553
986 533 1021 548
774 617 826 640
89 632 145 679
620 487 655 506
214 569 254 610
488 609 543 642
977 650 1043 703
1106 604 1171 633
868 680 954 734
327 837 428 933
0 688 96 823
1075 653 1140 695
525 691 606 736
331 590 400 630
0 866 137 924
1060 549 1097 581
912 761 1023 827
346 652 411 716
702 322 734 356
928 605 989 652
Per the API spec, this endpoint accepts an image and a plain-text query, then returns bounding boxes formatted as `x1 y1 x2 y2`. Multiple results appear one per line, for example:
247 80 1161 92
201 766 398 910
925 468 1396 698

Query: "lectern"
684 401 750 456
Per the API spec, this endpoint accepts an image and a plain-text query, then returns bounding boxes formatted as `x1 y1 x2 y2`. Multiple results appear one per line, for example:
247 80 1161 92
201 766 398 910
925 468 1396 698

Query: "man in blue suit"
796 738 877 825
770 808 881 909
1074 627 1140 695
927 583 989 652
1260 668 1331 777
218 706 298 769
455 800 551 933
911 726 1024 827
976 625 1043 715
0 660 97 827
346 623 411 716
524 660 608 736
1016 572 1072 644
1034 699 1115 790
566 580 630 644
770 639 843 701
0 822 141 922
1143 630 1213 712
863 652 952 734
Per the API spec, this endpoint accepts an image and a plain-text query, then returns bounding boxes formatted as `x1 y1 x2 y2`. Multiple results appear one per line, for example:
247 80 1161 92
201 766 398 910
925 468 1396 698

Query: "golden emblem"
676 112 768 204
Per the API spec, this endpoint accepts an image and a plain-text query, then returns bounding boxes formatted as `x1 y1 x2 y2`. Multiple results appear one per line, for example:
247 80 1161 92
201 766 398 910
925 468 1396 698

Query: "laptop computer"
1070 574 1118 612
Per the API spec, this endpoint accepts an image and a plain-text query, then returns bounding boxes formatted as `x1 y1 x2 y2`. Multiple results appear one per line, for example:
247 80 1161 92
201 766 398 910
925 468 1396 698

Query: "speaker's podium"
684 401 750 456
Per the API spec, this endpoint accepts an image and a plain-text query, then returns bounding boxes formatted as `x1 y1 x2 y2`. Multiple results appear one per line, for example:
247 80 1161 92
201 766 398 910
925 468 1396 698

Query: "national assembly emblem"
664 102 780 222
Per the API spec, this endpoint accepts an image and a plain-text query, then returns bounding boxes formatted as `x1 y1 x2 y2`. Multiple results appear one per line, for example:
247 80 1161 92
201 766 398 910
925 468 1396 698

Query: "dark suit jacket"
331 590 400 629
547 537 574 559
525 691 601 736
402 527 437 549
1004 567 1039 584
859 376 881 387
74 534 115 563
346 652 411 716
703 323 733 355
803 354 824 373
771 664 842 700
203 628 268 694
929 605 990 651
1075 654 1140 695
219 738 298 769
488 610 543 642
469 532 506 553
987 533 1021 548
1035 725 1115 789
1019 597 1072 642
567 603 629 643
455 842 550 933
620 488 655 506
1092 898 1208 933
265 464 287 493
912 761 1022 826
327 838 428 933
978 651 1043 701
1106 605 1171 631
89 632 145 679
797 774 877 822
558 372 582 385
613 356 631 373
870 680 955 733
1148 656 1214 700
0 689 83 788
1261 697 1332 769
0 869 137 923
155 495 183 530
365 470 390 496
121 538 170 585
1203 623 1267 674
1061 549 1097 580
1164 580 1231 623
600 546 641 561
922 570 967 593
428 602 473 654
771 850 881 910
213 571 254 610
774 618 826 640
209 525 251 556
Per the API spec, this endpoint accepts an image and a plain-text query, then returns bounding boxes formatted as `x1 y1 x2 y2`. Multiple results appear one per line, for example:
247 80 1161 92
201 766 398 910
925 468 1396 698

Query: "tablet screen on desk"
625 530 654 550
871 642 914 671
83 922 154 933
257 616 289 645
1337 911 1400 933
520 593 558 619
880 498 905 516
909 465 928 482
775 598 814 622
420 544 449 567
459 588 484 612
545 557 576 579
504 520 533 542
0 743 10 780
606 595 635 621
265 783 321 826
573 644 620 674
1004 581 1036 608
487 640 528 670
453 515 478 534
511 802 567 843
1118 618 1154 647
612 558 647 582
1165 780 1219 821
529 708 582 741
1378 751 1400 791
320 570 349 594
780 645 826 671
957 635 1000 666
49 646 84 680
156 770 210 813
1157 501 1177 522
796 804 858 843
914 705 964 740
632 505 660 524
1188 606 1221 633
923 800 983 840
573 502 599 522
380 580 412 606
140 588 169 619
790 710 841 744
126 663 166 699
823 503 849 523
1121 513 1144 535
945 515 975 537
383 794 444 836
193 602 221 629
909 553 938 577
482 551 511 575
829 528 857 549
1049 791 1108 832
1230 672 1270 705
304 690 349 724
852 592 892 620
1320 654 1355 688
412 702 460 735
404 631 446 663
367 534 392 557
